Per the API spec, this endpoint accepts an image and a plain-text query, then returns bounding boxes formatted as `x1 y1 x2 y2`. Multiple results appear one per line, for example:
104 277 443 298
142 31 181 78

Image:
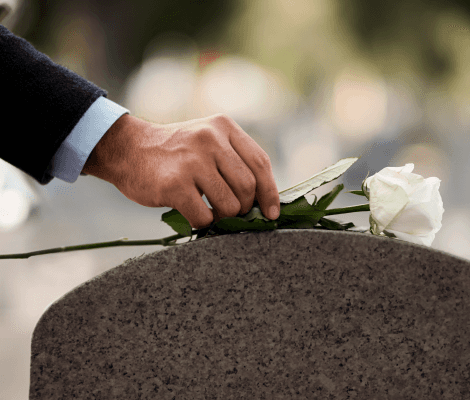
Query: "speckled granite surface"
30 229 470 399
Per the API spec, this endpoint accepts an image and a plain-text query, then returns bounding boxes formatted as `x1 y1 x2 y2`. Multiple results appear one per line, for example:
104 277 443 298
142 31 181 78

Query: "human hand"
82 113 280 229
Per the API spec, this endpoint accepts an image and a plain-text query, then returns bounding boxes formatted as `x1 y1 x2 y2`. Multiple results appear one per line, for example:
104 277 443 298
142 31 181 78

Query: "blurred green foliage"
12 0 470 97
342 0 470 80
17 0 238 93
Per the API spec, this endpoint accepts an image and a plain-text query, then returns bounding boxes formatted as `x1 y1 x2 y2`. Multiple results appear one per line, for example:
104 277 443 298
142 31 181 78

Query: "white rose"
364 164 444 246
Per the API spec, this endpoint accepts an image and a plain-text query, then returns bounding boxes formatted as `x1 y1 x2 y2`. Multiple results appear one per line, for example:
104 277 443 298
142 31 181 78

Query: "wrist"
82 113 134 185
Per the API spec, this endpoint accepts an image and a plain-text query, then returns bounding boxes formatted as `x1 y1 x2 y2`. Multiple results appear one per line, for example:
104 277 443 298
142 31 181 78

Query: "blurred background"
1 0 470 397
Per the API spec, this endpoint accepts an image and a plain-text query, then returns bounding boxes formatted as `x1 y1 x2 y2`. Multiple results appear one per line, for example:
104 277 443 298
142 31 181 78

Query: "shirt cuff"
47 96 130 183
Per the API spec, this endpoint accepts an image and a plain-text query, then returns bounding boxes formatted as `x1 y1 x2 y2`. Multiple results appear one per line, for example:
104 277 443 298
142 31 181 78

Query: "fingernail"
268 205 280 220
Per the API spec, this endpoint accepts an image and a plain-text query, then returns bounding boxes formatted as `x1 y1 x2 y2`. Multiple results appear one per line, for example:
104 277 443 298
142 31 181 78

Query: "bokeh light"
195 56 297 125
330 66 388 141
0 159 39 232
124 55 198 123
122 32 200 124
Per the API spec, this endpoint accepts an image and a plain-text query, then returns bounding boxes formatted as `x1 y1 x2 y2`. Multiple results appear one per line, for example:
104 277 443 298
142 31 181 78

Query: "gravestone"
29 229 470 399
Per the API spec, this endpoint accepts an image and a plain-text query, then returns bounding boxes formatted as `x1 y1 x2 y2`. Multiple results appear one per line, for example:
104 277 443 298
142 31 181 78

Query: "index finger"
216 115 280 220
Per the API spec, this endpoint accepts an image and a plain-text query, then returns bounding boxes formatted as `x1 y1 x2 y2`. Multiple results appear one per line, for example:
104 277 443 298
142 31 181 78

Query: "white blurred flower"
0 189 30 231
0 159 40 231
364 164 444 246
0 0 23 27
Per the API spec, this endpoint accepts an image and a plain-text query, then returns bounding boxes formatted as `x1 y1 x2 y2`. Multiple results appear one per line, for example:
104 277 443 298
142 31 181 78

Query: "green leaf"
315 184 344 211
277 195 327 227
242 205 271 222
280 196 316 216
318 217 355 230
277 212 326 229
278 157 359 204
161 209 192 237
211 217 278 234
345 190 367 197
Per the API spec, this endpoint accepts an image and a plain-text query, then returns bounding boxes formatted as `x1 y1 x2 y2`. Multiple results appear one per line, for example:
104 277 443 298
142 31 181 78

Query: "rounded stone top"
30 229 470 399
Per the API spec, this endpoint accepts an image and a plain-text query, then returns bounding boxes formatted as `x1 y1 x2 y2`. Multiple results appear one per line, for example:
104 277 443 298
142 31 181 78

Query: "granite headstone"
29 229 470 399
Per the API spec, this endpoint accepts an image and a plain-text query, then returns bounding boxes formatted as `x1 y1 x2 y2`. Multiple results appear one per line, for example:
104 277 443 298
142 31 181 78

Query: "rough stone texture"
29 229 470 399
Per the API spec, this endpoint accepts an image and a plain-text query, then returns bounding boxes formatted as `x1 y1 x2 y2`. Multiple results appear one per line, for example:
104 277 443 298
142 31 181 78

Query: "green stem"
324 203 370 215
0 230 200 260
0 203 371 260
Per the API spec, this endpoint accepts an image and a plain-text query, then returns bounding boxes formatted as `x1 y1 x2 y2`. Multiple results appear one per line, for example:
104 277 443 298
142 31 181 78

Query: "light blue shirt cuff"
47 96 130 183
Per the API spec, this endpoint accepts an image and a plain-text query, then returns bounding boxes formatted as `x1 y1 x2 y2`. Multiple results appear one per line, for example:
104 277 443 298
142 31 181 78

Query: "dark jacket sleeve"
0 24 108 185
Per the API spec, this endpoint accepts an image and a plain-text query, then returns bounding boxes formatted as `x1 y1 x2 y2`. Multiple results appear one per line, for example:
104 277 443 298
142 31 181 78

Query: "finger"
174 184 215 229
195 186 224 224
215 146 257 215
195 185 231 226
194 162 242 220
219 118 280 220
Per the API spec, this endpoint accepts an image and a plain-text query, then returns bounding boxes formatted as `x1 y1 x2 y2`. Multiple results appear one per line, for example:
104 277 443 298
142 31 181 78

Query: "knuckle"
219 200 241 219
244 172 257 193
192 126 217 143
252 150 272 170
211 113 232 124
190 128 229 160
239 173 257 202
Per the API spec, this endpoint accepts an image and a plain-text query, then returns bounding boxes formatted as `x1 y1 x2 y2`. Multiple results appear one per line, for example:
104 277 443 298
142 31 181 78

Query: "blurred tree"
10 0 470 100
14 0 238 98
341 0 470 80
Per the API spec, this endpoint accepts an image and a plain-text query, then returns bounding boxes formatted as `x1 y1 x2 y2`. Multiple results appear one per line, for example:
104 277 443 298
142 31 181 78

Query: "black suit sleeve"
0 24 108 185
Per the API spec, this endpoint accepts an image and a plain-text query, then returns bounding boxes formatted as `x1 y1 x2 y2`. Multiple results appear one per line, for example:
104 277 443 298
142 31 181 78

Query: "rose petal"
375 169 412 188
371 168 424 196
387 203 437 235
369 178 409 233
407 177 441 202
385 229 436 246
404 179 444 231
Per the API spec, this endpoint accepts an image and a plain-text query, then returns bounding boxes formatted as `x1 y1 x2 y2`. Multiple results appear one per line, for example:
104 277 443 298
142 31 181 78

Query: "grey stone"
29 229 470 399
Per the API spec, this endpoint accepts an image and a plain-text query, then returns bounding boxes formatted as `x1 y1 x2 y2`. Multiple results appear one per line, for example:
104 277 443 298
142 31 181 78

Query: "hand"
82 113 280 229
